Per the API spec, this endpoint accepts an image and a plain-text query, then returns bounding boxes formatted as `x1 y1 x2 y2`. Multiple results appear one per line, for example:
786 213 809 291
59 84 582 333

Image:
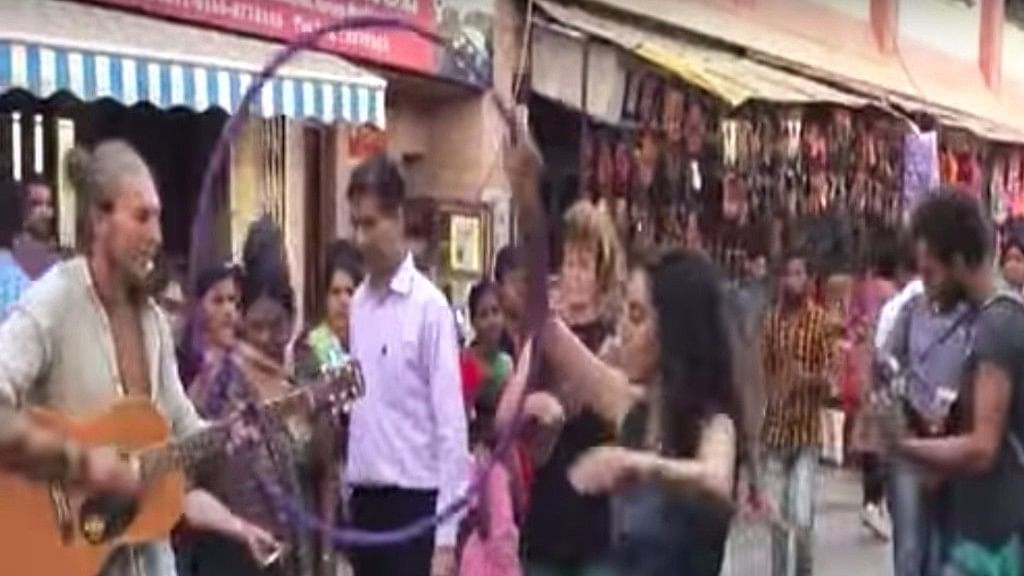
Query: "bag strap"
909 290 1022 366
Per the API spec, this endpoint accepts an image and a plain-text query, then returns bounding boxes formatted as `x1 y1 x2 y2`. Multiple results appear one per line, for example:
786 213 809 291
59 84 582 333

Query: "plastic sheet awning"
536 0 874 109
0 0 387 126
550 0 1024 143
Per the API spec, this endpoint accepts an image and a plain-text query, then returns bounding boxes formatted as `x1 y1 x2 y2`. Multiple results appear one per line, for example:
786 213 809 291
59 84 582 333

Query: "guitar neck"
139 389 311 481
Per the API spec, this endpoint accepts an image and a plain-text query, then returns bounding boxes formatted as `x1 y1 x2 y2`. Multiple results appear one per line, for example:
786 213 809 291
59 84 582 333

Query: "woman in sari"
176 261 243 389
172 260 244 575
187 217 317 576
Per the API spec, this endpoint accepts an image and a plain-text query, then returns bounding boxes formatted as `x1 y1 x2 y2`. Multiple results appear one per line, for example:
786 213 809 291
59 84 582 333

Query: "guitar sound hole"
78 494 139 545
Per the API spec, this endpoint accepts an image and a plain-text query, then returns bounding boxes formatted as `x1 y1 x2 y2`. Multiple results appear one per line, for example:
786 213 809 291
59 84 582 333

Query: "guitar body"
0 361 365 576
0 398 187 576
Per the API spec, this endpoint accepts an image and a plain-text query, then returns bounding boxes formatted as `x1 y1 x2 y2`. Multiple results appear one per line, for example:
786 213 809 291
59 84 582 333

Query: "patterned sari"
186 343 316 576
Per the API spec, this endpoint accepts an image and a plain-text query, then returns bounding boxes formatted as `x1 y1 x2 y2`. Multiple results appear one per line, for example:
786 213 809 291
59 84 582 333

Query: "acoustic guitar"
0 362 364 576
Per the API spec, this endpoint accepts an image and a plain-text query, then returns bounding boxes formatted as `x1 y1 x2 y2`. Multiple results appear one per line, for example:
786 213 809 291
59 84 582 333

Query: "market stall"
530 1 912 280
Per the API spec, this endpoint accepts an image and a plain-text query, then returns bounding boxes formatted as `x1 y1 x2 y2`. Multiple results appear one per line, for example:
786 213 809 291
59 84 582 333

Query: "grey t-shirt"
949 296 1024 545
885 294 972 423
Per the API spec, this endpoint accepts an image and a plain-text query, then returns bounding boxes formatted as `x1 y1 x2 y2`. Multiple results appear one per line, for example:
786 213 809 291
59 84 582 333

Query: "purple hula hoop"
194 16 550 548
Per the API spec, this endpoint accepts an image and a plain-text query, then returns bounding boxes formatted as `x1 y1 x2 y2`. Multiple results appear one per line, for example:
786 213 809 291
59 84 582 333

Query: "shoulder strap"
912 296 976 363
898 293 922 358
909 287 1024 360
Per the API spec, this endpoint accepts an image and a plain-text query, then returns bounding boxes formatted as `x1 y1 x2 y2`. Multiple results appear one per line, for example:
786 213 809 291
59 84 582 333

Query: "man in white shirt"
345 154 469 576
875 279 924 351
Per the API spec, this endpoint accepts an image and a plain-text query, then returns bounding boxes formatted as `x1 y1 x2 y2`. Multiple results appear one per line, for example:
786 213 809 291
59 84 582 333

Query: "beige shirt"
0 257 202 576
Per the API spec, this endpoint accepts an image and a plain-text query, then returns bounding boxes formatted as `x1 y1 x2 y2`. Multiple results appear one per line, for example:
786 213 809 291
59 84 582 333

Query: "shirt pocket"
399 318 422 375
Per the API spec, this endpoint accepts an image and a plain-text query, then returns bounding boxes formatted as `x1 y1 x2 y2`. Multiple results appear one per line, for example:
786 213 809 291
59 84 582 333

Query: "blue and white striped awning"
0 38 387 127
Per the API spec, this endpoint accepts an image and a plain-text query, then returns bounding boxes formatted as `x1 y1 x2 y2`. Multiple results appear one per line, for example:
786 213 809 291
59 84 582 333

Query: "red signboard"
79 0 493 86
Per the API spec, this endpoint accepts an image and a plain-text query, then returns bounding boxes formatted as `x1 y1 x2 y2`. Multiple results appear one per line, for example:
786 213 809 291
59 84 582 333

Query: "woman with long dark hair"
500 250 740 576
494 110 740 576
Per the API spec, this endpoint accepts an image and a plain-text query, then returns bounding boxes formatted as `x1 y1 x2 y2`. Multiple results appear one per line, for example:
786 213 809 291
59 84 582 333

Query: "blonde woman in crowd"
518 199 626 576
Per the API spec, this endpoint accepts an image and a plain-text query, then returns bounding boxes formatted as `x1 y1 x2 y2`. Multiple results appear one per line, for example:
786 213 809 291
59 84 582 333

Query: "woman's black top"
522 320 615 568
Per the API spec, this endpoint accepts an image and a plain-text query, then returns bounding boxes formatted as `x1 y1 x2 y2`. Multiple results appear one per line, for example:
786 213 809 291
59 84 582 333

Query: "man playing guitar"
0 141 278 576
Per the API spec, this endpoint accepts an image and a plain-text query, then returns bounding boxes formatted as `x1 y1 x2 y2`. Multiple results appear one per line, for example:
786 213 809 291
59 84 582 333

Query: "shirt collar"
388 252 417 296
74 256 158 313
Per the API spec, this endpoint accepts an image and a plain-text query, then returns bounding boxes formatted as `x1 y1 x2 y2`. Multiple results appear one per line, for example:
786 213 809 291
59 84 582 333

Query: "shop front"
67 0 503 316
529 0 905 281
527 0 1024 294
0 0 386 320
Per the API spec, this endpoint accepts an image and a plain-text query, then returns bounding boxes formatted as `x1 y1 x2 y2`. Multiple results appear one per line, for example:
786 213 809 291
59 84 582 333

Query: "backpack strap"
909 288 1024 361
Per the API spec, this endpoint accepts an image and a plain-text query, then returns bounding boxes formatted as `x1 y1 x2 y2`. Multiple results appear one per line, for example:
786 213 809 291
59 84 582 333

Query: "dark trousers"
862 453 886 507
347 486 438 576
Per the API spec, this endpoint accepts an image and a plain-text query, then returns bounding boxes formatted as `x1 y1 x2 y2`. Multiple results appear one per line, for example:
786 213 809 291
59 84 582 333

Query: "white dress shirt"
874 279 925 350
346 253 469 546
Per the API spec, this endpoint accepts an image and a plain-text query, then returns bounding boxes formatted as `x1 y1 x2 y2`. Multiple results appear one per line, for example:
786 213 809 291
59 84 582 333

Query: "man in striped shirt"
761 251 834 576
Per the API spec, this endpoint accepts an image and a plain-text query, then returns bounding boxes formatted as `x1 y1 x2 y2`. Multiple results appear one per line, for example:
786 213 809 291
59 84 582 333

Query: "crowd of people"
0 117 1024 576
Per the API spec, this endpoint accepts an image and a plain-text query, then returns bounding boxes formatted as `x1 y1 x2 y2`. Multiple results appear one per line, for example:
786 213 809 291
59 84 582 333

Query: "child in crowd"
459 280 522 576
461 281 515 415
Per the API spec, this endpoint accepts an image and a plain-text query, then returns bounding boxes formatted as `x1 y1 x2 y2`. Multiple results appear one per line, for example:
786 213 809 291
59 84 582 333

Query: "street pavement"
340 465 892 576
815 466 893 576
722 465 892 576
